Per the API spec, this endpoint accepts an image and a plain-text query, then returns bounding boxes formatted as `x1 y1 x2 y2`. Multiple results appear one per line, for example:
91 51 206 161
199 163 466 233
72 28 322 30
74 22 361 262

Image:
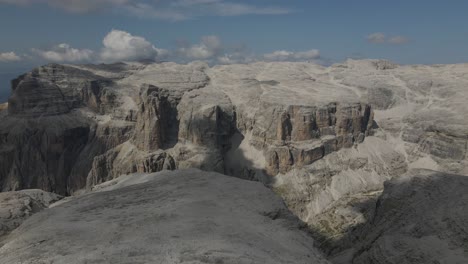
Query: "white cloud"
155 48 171 60
388 35 409 44
29 30 164 63
100 30 160 62
366 32 386 44
263 49 320 61
25 31 322 65
176 36 259 64
217 53 254 64
32 44 94 62
367 32 409 45
0 52 22 62
178 36 222 60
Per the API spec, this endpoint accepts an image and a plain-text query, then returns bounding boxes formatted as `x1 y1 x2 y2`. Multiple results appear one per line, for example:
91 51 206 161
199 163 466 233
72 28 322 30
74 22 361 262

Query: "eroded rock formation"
0 60 467 264
0 61 378 195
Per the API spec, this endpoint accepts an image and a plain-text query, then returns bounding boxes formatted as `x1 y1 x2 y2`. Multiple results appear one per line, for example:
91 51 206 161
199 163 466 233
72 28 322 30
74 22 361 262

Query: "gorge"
0 59 467 263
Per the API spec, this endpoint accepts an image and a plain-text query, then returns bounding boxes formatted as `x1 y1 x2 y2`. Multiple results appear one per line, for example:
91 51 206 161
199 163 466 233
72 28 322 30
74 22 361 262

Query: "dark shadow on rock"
299 170 468 263
223 130 270 184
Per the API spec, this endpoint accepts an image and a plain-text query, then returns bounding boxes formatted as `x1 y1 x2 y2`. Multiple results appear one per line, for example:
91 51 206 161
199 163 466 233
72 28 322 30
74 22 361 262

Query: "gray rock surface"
0 169 330 264
332 170 468 264
0 189 62 245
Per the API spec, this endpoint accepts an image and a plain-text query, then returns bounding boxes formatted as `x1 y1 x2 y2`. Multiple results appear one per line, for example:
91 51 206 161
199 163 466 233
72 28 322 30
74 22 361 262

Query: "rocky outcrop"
328 170 468 264
8 77 71 117
0 169 330 264
0 64 136 195
0 189 62 244
262 102 373 175
132 85 180 151
86 142 175 189
273 136 408 250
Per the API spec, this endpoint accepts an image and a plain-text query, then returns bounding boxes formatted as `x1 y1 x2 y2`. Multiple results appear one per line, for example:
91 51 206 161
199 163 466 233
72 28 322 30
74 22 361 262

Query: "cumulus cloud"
367 32 409 45
29 30 165 63
32 44 94 62
100 30 161 62
0 52 22 62
178 36 223 60
263 49 320 61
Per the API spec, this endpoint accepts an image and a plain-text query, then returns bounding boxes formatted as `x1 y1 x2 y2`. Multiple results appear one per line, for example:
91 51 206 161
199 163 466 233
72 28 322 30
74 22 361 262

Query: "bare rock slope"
0 189 62 245
337 170 468 264
0 169 330 264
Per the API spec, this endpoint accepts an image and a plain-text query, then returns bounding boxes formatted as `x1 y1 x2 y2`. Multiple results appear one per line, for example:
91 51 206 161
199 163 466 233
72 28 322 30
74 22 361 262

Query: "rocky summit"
0 60 467 263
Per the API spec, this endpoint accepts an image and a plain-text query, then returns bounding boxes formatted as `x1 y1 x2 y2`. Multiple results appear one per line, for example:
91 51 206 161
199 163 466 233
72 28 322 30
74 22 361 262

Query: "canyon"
0 60 467 263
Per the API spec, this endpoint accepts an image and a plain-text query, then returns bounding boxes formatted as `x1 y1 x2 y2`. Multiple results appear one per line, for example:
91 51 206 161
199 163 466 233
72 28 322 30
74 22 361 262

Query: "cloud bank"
19 29 322 65
367 32 409 44
33 44 94 62
0 52 22 62
263 50 320 61
177 36 222 60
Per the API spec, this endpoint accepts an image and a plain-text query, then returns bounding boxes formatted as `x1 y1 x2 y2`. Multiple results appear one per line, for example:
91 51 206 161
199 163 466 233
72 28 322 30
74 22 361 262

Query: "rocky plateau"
0 59 467 263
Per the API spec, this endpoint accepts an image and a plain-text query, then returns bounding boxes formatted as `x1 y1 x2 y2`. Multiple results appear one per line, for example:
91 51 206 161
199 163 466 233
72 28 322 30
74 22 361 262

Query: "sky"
1 0 468 101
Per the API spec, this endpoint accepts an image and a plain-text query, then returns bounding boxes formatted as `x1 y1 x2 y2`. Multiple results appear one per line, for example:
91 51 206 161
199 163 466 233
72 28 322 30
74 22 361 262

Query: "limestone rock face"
0 169 330 264
1 59 466 205
0 61 377 194
267 60 468 257
86 142 175 189
8 77 71 117
334 170 468 264
331 60 468 175
0 64 136 195
0 60 467 263
132 85 179 151
0 189 62 244
263 102 373 175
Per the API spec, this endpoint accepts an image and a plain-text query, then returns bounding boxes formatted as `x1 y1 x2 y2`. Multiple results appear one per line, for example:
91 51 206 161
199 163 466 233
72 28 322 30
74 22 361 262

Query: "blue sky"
1 0 468 101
